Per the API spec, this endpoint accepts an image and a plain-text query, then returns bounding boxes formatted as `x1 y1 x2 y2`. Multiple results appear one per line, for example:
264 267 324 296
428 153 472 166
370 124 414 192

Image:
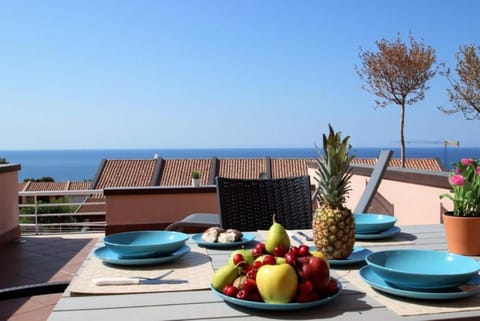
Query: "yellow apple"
256 263 298 303
311 250 330 268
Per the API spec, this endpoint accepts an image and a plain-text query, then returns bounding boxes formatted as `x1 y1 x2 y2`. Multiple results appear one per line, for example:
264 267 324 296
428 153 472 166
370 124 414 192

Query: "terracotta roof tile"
68 181 91 190
218 158 266 179
350 158 443 171
159 159 211 186
271 158 315 178
18 181 29 192
25 181 68 192
95 159 157 188
76 197 105 213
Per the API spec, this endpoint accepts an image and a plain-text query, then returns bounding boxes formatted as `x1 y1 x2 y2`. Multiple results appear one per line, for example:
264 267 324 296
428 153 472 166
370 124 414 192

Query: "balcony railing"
18 189 106 235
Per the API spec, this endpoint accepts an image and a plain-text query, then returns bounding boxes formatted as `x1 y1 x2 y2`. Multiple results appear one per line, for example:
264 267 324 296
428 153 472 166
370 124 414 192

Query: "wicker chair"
216 176 312 230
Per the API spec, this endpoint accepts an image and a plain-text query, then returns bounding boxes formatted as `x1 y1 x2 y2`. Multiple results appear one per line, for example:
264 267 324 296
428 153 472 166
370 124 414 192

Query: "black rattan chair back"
216 176 312 231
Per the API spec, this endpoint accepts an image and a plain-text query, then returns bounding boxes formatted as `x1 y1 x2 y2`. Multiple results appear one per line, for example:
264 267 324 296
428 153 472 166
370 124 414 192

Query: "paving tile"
0 233 99 321
7 303 55 321
0 297 29 320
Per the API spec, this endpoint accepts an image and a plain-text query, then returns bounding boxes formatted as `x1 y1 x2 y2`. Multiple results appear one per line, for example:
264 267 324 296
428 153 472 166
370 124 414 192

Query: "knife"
297 231 313 241
291 235 303 245
92 277 188 286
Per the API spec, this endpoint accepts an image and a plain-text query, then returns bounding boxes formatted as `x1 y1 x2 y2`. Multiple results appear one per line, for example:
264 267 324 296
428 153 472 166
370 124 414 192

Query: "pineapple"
312 124 355 259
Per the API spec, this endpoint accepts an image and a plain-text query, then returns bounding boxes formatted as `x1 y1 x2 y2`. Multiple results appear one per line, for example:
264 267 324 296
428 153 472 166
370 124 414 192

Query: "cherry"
284 252 296 265
252 247 263 257
248 291 262 302
295 291 311 302
273 245 287 257
222 284 239 297
255 242 266 253
298 245 310 257
236 289 248 300
298 280 313 294
246 269 257 280
242 278 257 293
262 254 276 265
252 260 263 270
232 253 245 266
288 246 299 257
326 278 338 294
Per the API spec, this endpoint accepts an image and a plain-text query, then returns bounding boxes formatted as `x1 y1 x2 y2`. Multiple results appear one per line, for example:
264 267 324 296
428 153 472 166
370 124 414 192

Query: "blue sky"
1 0 479 150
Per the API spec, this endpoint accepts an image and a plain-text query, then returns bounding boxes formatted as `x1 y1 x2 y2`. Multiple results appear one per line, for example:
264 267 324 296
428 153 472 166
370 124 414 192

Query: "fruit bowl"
210 279 342 310
365 249 480 290
103 230 188 258
354 213 397 234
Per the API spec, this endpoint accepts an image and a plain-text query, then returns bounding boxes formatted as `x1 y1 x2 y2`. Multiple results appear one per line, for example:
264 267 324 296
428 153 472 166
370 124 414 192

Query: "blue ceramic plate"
191 232 255 248
329 246 372 266
354 213 397 234
360 266 480 300
365 249 480 290
355 226 401 240
94 245 190 266
211 278 342 310
103 230 188 258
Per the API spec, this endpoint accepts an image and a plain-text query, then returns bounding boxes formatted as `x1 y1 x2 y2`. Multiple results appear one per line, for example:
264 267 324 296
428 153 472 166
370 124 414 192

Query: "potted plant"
192 170 201 187
440 158 480 255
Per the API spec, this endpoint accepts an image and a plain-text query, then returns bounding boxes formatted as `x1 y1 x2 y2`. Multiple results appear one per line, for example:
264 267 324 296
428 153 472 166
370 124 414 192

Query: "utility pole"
443 140 460 168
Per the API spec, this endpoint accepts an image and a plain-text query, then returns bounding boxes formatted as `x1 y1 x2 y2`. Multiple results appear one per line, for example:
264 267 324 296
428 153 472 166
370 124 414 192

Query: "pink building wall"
0 164 21 244
105 187 218 234
347 175 452 225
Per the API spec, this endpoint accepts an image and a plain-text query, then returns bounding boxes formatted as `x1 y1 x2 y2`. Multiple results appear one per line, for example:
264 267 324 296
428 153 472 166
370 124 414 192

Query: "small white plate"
94 245 190 266
355 226 401 240
191 232 255 248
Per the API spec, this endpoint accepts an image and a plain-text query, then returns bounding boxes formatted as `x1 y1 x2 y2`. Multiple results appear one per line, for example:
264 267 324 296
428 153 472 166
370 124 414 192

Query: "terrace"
0 158 458 320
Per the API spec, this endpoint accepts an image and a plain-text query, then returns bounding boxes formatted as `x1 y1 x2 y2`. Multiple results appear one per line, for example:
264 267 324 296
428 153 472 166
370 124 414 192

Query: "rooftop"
18 157 444 192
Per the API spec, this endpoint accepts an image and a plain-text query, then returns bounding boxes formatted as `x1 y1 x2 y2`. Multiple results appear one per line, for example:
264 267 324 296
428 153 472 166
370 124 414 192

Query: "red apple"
297 256 330 292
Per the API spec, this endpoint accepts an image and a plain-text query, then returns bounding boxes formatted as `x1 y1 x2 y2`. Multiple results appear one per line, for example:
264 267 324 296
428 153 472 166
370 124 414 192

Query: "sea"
1 147 479 182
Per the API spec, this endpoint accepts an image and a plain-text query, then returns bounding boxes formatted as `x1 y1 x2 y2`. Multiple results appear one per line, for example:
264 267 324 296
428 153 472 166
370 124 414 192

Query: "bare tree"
356 33 437 167
439 44 480 120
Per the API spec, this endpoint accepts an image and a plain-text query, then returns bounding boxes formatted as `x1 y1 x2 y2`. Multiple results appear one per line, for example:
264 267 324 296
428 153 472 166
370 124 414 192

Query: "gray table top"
48 224 480 321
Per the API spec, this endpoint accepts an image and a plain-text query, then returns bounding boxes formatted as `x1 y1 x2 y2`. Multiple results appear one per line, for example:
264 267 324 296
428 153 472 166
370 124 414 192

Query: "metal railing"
18 189 106 235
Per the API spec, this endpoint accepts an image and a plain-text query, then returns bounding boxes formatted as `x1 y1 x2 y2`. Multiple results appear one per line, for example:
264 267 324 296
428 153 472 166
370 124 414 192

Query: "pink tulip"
455 167 461 174
477 166 480 175
450 175 465 186
461 158 475 166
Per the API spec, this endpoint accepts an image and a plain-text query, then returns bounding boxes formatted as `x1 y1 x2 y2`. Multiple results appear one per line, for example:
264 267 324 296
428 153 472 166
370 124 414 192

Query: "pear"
232 275 248 289
265 214 291 254
211 264 239 291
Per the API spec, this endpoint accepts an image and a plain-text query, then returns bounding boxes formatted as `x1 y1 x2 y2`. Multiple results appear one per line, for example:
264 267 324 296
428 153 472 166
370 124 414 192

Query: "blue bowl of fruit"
211 241 341 310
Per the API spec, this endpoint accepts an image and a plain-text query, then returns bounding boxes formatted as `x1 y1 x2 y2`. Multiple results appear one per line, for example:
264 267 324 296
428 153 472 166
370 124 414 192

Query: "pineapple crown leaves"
314 124 355 207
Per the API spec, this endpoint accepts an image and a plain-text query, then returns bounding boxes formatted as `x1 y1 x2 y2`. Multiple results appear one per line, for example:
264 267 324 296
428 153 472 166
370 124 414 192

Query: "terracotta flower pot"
443 212 480 256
